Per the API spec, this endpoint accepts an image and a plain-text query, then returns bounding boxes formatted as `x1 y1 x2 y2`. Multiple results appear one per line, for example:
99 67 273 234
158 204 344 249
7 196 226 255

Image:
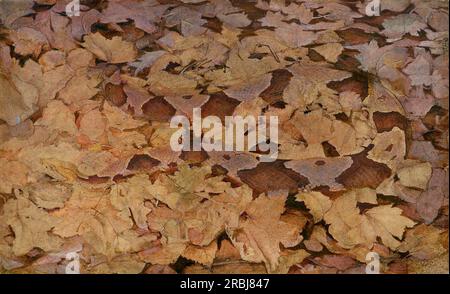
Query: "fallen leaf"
83 32 137 64
324 191 416 250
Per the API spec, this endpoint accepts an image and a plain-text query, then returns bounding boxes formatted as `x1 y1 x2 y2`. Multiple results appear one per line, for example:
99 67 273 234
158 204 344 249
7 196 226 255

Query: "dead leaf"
83 32 137 64
324 191 416 250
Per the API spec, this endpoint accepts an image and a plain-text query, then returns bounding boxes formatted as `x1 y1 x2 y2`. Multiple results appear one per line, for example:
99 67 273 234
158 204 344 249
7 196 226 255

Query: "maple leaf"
256 0 312 24
217 12 251 28
400 87 435 117
0 52 43 126
148 71 198 97
103 102 147 131
275 23 317 48
100 0 169 34
289 109 334 144
161 182 250 233
382 14 427 40
52 184 155 258
278 142 325 161
123 84 153 117
226 193 303 272
350 40 410 80
44 48 100 105
313 254 356 272
110 174 154 229
224 74 272 102
260 11 287 28
143 183 252 265
282 3 313 23
148 165 229 212
78 108 107 143
165 6 207 36
283 61 351 109
205 45 281 91
0 73 28 124
324 191 416 250
403 51 434 86
188 185 253 246
16 142 82 182
70 9 101 41
208 0 252 28
82 32 137 64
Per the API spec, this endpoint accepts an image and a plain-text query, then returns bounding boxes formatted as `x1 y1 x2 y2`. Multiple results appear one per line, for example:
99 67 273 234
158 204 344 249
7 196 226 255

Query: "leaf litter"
0 0 448 274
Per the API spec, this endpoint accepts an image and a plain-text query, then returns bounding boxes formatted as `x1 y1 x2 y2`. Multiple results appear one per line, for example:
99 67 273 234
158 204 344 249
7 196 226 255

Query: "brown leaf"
82 32 137 64
226 193 303 272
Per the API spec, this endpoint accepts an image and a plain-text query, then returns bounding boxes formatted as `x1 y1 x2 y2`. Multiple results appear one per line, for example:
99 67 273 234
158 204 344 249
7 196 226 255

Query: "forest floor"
0 0 448 274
